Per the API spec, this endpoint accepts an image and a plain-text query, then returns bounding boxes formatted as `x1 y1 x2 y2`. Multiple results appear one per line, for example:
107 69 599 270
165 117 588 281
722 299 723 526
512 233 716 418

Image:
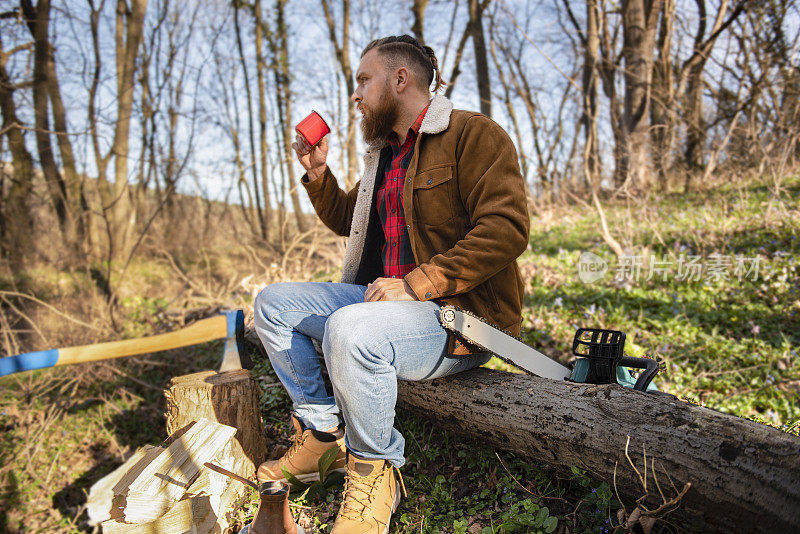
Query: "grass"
1 174 798 532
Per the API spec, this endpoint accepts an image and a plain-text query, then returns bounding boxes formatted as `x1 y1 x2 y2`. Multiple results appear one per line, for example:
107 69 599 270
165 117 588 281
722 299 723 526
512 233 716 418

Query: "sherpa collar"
367 94 454 150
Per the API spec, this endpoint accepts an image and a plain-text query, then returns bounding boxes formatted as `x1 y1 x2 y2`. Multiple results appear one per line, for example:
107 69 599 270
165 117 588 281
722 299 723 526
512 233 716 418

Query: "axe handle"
0 315 228 376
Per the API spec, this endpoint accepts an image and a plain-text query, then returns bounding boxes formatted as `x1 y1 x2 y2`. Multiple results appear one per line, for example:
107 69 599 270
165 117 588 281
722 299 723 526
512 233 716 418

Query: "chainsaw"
439 306 659 392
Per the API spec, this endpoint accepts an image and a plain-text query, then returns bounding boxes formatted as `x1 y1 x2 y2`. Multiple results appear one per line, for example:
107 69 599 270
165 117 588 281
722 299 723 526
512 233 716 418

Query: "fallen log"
395 368 800 533
241 327 800 533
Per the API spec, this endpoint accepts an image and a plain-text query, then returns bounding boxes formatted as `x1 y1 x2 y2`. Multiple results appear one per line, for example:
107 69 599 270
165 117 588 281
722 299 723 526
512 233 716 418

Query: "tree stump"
165 370 268 476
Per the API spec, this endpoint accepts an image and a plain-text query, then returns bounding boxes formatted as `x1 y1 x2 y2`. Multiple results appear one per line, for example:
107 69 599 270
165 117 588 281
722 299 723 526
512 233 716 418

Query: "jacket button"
425 292 432 299
426 178 433 185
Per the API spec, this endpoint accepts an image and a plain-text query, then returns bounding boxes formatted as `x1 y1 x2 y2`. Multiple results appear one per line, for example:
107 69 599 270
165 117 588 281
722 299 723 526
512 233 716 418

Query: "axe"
0 309 253 377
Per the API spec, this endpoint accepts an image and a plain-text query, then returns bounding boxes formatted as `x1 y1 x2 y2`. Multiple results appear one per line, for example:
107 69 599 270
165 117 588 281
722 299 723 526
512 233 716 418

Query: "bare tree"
86 0 148 266
562 0 601 185
469 0 492 116
445 0 492 117
619 0 662 192
252 0 274 241
321 0 358 188
679 0 747 191
21 0 76 245
411 0 428 43
0 34 34 265
232 0 268 241
269 0 309 236
648 0 675 188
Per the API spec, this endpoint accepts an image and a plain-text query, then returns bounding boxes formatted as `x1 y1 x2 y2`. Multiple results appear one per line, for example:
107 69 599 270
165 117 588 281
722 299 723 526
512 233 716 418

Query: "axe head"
219 310 254 372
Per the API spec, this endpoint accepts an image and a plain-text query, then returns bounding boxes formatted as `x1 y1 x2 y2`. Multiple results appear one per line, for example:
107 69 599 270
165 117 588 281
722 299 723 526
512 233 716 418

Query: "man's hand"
292 134 328 181
364 278 418 302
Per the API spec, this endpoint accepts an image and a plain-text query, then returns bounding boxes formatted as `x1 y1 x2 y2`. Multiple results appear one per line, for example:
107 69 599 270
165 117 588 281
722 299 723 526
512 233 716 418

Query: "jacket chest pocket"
412 164 456 226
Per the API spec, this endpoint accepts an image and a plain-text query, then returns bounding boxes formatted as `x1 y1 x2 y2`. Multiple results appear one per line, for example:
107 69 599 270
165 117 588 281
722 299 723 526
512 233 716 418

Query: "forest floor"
0 173 798 533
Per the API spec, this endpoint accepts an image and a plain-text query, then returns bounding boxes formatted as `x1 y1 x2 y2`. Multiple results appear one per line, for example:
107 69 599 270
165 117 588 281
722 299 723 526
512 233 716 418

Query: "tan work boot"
330 452 406 534
258 414 346 483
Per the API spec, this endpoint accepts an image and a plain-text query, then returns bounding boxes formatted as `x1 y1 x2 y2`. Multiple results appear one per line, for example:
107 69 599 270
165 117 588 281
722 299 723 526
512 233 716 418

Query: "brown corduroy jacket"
302 95 530 354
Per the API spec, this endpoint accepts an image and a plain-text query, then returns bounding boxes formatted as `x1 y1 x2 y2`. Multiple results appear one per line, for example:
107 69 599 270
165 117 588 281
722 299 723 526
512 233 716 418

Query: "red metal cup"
295 111 330 147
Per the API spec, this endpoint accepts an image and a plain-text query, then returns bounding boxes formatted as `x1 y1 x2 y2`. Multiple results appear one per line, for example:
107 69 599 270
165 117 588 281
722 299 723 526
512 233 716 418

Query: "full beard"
359 86 399 145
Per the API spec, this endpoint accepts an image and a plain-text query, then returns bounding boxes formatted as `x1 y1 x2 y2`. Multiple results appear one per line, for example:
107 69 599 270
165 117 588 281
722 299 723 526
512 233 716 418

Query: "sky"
2 0 798 211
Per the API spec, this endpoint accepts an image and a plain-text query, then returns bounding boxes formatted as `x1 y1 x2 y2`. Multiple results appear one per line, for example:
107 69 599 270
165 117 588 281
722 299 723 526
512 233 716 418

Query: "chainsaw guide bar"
439 305 572 381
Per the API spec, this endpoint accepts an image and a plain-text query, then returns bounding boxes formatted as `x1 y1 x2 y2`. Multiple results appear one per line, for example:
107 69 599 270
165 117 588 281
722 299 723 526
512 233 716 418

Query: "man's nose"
350 88 360 104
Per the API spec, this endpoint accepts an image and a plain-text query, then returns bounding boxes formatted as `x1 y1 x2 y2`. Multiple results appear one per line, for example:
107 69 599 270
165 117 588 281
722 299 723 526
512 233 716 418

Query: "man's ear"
395 66 410 93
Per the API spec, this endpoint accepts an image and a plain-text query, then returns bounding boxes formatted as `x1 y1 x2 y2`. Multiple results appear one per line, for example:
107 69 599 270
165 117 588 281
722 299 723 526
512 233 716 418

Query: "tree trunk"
395 368 800 534
109 0 147 261
488 31 527 178
581 0 601 185
164 369 269 471
410 0 429 43
253 0 274 241
678 0 743 192
44 31 86 246
469 0 492 117
272 0 308 234
649 0 675 189
233 1 267 242
321 0 357 188
598 3 625 187
0 37 35 265
444 20 471 100
22 0 74 244
620 0 661 191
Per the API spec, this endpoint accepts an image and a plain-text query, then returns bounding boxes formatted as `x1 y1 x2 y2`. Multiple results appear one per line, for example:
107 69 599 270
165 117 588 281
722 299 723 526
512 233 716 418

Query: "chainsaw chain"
439 305 545 376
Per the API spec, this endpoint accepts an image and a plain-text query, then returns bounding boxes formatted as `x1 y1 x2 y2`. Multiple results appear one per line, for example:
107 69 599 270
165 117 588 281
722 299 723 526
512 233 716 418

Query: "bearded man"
253 35 529 533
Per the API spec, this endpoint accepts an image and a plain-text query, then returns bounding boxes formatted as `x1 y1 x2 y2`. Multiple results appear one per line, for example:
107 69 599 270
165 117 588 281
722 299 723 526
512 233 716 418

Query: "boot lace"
339 469 385 520
339 466 407 520
284 430 307 461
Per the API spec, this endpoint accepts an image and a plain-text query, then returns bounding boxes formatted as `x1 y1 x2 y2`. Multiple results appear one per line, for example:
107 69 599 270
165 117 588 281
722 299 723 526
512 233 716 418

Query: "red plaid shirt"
376 105 429 278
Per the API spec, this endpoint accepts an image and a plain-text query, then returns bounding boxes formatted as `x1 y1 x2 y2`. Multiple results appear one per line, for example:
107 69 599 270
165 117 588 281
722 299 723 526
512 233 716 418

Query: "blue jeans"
253 282 490 467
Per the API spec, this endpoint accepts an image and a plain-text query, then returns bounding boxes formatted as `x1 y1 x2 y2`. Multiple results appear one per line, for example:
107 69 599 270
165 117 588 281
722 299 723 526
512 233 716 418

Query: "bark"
564 0 601 185
109 0 147 261
0 37 35 264
320 0 357 188
395 368 800 534
445 0 492 116
271 0 308 235
679 0 745 191
469 0 492 117
164 369 269 471
87 0 108 261
233 0 267 241
44 29 85 246
649 0 675 188
620 0 662 191
253 0 273 241
21 0 73 242
598 4 625 187
583 0 600 184
410 0 429 43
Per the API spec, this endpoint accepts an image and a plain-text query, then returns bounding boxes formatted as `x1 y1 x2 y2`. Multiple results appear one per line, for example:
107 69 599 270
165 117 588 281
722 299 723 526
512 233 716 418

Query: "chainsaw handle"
619 356 659 392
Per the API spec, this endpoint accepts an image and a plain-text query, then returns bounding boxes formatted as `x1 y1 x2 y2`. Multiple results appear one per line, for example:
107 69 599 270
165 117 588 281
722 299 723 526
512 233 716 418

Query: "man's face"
352 49 400 145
